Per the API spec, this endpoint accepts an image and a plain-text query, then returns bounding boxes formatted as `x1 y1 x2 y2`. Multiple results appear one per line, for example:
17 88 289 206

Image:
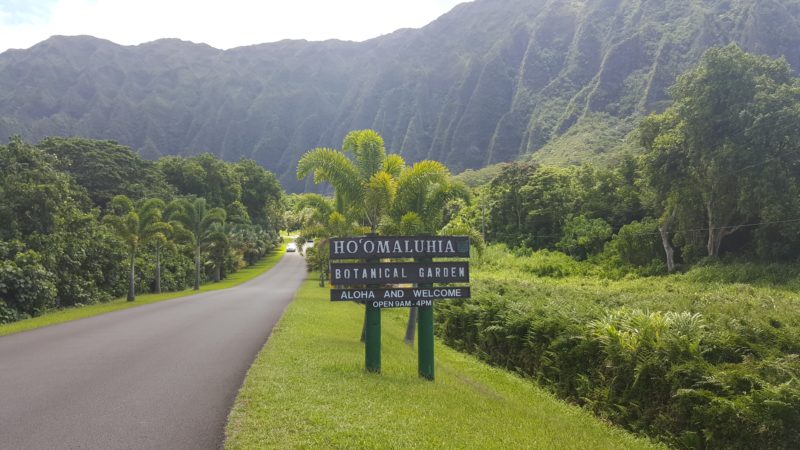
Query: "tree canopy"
640 45 800 258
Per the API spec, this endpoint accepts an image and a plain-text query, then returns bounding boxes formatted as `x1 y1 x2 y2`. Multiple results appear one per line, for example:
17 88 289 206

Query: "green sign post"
364 257 380 373
329 236 470 380
417 256 434 380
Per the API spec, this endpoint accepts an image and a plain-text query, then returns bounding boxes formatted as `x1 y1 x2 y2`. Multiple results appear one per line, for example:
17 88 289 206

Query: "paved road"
0 252 307 450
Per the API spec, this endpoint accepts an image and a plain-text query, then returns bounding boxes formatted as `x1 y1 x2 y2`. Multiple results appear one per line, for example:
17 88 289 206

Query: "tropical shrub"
438 247 800 448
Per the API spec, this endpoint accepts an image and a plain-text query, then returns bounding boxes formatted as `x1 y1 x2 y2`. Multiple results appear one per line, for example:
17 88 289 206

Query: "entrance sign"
331 287 470 302
330 236 470 259
330 262 469 285
329 235 470 381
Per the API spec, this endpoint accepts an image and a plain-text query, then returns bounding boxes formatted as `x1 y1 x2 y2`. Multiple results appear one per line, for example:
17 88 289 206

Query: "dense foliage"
437 246 800 449
0 137 283 323
3 1 800 191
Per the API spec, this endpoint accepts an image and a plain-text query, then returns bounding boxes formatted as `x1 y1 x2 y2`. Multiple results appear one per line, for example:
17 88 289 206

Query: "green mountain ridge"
1 0 799 191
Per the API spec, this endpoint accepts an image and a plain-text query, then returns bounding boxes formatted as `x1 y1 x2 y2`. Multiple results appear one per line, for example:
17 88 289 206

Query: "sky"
0 0 467 53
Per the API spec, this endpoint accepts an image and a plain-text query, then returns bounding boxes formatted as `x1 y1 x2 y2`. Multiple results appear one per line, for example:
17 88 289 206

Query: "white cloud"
0 0 467 52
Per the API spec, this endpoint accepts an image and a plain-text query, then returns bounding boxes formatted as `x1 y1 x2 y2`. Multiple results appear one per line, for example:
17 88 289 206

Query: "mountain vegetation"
2 0 800 191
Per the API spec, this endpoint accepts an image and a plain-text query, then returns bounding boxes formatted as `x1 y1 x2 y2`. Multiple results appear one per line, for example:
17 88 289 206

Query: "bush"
475 245 584 278
0 248 57 317
556 215 612 259
438 248 800 448
605 218 663 267
305 240 329 275
0 299 18 324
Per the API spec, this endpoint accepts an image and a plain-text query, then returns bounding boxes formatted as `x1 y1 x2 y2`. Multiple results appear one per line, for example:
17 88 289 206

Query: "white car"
286 242 297 252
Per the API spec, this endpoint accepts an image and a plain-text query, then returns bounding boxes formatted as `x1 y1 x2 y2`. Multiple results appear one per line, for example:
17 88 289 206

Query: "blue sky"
0 0 468 52
0 0 57 25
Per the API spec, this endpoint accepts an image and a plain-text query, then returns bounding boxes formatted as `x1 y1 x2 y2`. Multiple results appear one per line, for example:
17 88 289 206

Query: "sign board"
331 287 470 302
329 262 469 285
327 234 471 379
329 236 470 260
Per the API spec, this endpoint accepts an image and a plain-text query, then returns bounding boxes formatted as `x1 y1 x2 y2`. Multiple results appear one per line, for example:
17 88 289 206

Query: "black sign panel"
331 287 470 302
366 299 437 309
329 236 469 260
329 262 469 285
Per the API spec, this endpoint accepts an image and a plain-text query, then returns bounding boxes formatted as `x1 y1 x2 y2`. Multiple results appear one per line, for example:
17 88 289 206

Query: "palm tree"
205 221 229 282
167 197 226 290
297 129 402 233
388 161 472 344
297 130 403 342
389 160 470 233
141 199 173 294
105 196 167 301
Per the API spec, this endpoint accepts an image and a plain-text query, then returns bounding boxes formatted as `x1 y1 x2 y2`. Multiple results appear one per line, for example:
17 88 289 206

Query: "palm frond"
383 154 406 178
297 148 363 205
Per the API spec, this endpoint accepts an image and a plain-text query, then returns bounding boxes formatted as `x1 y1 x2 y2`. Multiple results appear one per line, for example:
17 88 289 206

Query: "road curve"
0 251 307 450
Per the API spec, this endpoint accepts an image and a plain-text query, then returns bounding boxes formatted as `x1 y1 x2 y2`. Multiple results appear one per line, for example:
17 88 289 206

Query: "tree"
0 244 57 319
166 197 227 290
556 215 612 259
105 196 166 301
389 160 470 234
140 201 174 294
1 138 127 310
204 222 229 282
387 160 471 345
485 162 538 246
640 45 800 259
297 129 403 233
0 136 90 239
285 193 335 237
297 130 402 342
234 159 284 231
606 218 663 267
37 137 172 208
157 154 241 208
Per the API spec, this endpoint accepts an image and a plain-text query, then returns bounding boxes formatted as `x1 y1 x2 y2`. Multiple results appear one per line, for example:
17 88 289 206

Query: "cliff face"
2 0 799 190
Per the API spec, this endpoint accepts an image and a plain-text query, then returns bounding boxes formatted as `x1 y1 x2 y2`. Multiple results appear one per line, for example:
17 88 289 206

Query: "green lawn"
0 238 289 337
224 274 662 449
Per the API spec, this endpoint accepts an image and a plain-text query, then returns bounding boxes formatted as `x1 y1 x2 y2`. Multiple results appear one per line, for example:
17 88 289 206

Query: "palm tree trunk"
404 307 418 345
127 251 136 302
155 246 161 294
194 246 201 290
360 307 367 342
213 263 221 283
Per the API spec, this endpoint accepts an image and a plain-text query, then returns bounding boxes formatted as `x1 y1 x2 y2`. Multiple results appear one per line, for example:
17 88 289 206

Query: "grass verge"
224 274 662 449
0 238 289 337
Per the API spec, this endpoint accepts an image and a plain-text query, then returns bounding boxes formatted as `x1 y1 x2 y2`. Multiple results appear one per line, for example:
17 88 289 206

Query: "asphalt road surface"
0 251 307 450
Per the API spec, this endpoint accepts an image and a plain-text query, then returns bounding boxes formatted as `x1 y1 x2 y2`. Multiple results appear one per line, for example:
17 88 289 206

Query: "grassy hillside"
225 274 662 449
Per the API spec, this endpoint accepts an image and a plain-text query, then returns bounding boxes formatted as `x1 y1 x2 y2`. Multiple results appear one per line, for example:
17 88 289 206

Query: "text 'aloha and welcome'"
331 287 470 301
